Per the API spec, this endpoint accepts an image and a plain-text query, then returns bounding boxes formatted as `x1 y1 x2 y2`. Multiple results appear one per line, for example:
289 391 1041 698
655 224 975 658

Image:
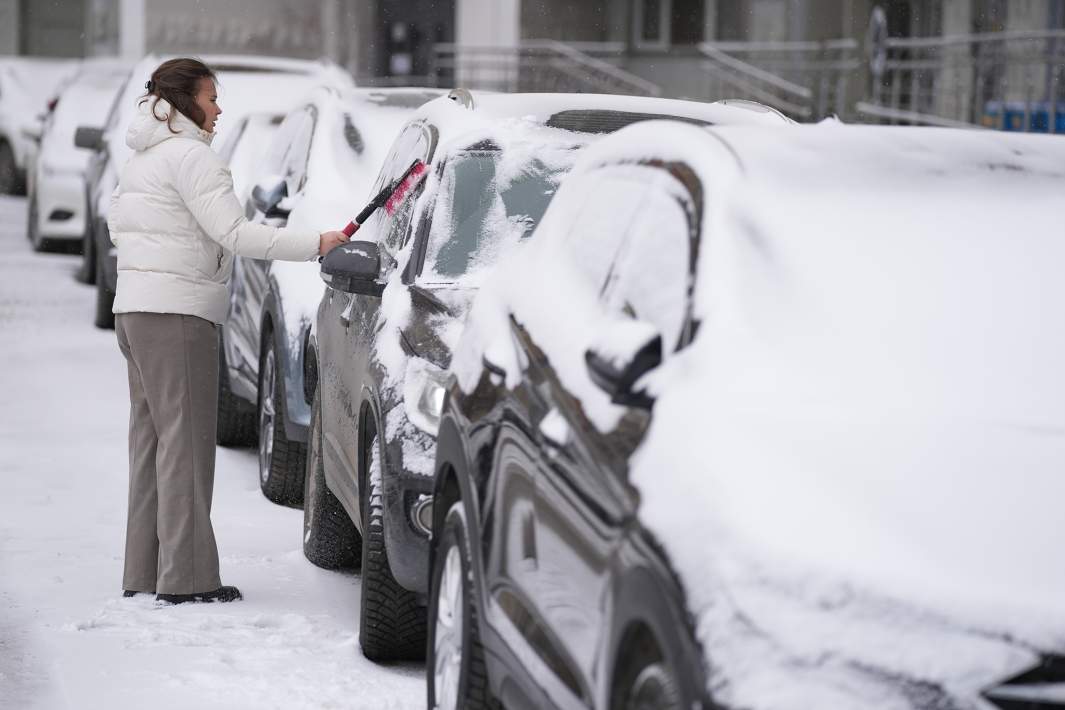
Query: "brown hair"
140 58 217 133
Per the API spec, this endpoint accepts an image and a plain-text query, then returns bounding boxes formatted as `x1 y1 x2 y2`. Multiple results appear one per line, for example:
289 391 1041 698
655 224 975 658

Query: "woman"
107 58 349 604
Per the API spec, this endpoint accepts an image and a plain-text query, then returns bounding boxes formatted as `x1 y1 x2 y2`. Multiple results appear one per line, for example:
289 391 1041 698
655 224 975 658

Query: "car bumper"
37 173 86 240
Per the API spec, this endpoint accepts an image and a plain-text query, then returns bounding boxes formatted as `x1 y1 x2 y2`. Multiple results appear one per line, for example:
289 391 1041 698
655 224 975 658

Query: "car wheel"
257 334 306 507
0 141 16 195
609 627 684 710
359 430 426 661
216 342 256 446
93 247 115 330
302 383 361 569
428 501 498 710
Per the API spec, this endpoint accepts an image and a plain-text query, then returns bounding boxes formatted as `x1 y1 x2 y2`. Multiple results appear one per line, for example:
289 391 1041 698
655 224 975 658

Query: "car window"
365 122 433 257
227 117 283 206
598 168 694 352
420 146 572 282
261 109 304 180
373 122 430 196
281 106 315 194
217 117 248 165
561 169 652 292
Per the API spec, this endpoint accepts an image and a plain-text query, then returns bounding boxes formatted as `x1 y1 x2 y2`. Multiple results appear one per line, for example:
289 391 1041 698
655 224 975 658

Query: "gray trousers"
116 312 222 595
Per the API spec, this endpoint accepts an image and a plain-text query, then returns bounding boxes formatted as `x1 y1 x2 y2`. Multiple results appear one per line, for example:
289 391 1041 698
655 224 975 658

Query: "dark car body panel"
316 118 440 593
430 157 713 709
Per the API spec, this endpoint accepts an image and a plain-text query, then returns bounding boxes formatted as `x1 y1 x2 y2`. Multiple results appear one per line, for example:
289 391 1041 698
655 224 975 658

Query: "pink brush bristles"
384 161 428 216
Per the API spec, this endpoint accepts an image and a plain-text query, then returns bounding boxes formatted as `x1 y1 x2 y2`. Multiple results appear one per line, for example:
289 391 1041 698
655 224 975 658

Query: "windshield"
422 146 574 282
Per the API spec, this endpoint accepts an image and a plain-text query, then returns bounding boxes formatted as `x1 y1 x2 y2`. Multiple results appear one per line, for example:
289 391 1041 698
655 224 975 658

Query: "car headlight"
403 358 449 436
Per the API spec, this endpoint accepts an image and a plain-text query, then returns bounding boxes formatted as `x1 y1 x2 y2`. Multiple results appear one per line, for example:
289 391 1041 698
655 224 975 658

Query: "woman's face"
194 78 221 133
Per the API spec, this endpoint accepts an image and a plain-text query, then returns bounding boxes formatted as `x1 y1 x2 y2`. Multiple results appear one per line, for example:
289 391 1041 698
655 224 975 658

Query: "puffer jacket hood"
108 97 319 325
125 97 214 152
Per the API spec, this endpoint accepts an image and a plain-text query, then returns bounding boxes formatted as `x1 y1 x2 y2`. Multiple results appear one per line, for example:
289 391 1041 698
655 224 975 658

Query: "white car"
441 121 1065 710
0 58 78 194
26 60 128 253
82 54 355 328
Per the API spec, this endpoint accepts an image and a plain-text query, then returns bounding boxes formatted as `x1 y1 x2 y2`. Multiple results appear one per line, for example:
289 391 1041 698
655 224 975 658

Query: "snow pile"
0 196 423 709
451 121 1065 707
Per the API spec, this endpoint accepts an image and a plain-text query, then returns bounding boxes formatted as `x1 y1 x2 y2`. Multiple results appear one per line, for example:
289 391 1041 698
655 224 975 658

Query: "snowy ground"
0 195 425 710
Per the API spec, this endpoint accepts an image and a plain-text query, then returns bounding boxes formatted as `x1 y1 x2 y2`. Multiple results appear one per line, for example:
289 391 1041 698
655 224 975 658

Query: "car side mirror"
74 126 104 151
320 240 385 297
251 175 290 218
584 323 662 410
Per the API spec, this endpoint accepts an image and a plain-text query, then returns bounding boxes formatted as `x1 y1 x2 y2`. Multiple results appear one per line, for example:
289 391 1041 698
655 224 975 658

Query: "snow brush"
342 160 428 237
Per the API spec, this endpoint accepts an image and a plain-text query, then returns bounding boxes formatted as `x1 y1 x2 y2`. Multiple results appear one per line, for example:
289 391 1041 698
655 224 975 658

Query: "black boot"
123 590 153 597
156 586 243 604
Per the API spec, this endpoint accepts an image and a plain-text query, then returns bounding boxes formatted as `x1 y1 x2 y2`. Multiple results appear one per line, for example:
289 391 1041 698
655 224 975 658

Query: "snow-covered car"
431 120 1065 710
79 54 354 329
218 86 442 509
0 58 78 194
26 59 128 253
305 91 790 663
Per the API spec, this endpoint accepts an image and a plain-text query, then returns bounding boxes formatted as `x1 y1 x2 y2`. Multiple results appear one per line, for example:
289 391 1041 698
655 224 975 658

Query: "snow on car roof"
604 122 1065 708
410 91 789 150
104 54 352 173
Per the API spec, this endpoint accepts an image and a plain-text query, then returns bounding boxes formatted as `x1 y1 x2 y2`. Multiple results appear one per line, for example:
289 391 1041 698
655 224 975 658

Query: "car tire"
0 141 17 195
609 627 684 710
302 383 361 570
427 501 499 710
93 247 115 330
257 334 306 507
358 430 426 662
216 344 256 447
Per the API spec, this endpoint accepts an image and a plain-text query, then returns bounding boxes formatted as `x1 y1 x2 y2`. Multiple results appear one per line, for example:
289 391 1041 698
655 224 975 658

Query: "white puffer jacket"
108 98 319 325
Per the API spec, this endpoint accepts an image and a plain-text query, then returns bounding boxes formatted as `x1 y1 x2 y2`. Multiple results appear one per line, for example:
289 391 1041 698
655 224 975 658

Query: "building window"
671 0 706 44
634 0 669 48
633 0 707 48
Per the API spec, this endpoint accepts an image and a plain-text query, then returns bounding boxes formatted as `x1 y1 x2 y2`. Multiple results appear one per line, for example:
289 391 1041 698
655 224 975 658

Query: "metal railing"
863 29 1065 130
698 39 861 120
431 40 661 97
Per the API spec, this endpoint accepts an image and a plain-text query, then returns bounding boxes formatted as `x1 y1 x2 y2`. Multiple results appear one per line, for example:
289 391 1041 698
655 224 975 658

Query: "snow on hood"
125 97 214 152
451 120 1065 708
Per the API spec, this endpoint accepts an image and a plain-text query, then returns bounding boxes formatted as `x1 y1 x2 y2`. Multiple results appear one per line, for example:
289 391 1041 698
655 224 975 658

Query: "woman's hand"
318 230 349 257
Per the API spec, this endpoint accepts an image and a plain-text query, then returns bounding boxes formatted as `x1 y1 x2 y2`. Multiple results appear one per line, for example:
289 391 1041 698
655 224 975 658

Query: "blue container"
983 100 1065 133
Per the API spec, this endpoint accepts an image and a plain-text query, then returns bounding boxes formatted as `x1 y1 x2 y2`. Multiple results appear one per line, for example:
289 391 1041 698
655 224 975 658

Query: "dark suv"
303 91 788 662
426 141 716 710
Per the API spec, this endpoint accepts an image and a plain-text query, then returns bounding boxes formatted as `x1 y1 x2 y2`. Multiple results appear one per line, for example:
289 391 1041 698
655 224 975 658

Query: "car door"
480 170 654 708
492 164 696 709
320 121 433 513
536 163 696 707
